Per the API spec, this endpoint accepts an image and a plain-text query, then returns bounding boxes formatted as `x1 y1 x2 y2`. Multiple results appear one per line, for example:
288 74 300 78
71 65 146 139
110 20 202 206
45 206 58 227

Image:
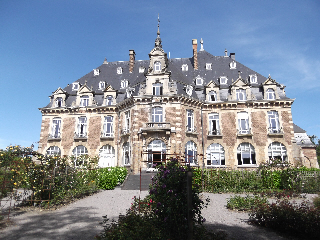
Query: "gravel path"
1 189 311 240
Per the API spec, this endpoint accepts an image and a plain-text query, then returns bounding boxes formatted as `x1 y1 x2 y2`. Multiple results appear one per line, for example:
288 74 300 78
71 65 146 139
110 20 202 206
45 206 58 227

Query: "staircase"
121 171 156 191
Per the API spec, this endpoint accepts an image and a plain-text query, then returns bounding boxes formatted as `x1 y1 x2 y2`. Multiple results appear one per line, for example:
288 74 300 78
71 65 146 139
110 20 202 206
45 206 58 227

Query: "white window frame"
230 61 236 69
99 145 115 168
153 83 163 96
268 142 287 162
46 146 61 156
93 69 100 76
185 141 197 165
77 116 87 137
195 77 203 86
80 95 89 107
186 85 193 96
125 111 130 132
267 88 275 100
72 145 88 166
121 80 128 89
249 74 257 83
152 107 163 122
147 140 166 168
208 113 220 135
154 61 161 72
182 64 188 71
106 95 113 105
206 143 225 166
186 109 194 132
55 97 63 108
117 67 123 74
51 118 61 138
103 116 113 137
208 91 217 102
206 63 212 70
237 143 256 165
236 89 247 101
268 111 280 133
72 83 79 91
139 66 145 73
99 81 105 90
238 112 249 134
220 76 228 84
123 142 130 165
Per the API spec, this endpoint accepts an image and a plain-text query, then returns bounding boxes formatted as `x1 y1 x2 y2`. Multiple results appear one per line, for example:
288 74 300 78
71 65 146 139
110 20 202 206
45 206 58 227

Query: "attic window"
117 67 123 74
186 85 193 96
220 76 228 84
80 95 89 107
206 63 212 70
55 97 63 107
230 61 236 69
236 89 246 101
208 91 217 102
99 81 105 90
195 77 203 86
154 61 161 72
93 69 100 76
121 80 128 89
182 64 188 71
139 66 145 73
72 83 79 91
267 88 275 100
249 74 257 83
106 95 113 105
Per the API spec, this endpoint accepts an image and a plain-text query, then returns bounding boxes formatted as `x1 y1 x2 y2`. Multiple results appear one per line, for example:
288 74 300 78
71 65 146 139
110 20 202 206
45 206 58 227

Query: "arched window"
237 143 256 165
185 141 197 164
123 142 130 165
236 89 246 101
154 61 161 72
46 146 61 156
206 143 225 166
266 88 275 100
268 142 287 162
147 140 166 168
72 145 88 166
99 145 115 168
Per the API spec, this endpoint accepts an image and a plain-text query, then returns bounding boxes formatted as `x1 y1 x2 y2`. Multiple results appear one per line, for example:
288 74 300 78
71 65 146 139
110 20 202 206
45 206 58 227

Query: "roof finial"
155 14 162 48
200 38 204 51
157 13 160 37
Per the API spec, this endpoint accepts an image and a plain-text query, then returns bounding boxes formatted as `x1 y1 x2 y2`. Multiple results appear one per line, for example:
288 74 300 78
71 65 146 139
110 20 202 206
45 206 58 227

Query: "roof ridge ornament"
155 14 162 48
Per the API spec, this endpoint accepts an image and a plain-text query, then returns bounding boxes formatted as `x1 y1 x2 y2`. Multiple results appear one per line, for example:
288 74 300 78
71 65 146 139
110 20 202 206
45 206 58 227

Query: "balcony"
48 133 61 141
101 132 114 140
140 122 172 134
237 128 252 137
186 126 198 135
74 132 87 140
268 127 284 137
207 129 222 138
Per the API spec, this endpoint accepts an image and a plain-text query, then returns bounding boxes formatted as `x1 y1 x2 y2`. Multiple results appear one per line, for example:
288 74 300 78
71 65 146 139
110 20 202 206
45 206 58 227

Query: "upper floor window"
153 83 163 96
51 118 61 138
72 82 79 91
182 64 188 71
93 69 100 76
46 146 61 156
230 61 236 69
208 91 217 102
106 95 113 105
266 88 275 100
123 142 130 165
236 89 246 101
99 81 105 90
238 112 249 134
237 143 256 165
80 95 89 107
185 141 197 164
154 61 161 72
208 113 220 135
55 97 63 108
206 63 212 70
103 116 113 137
220 76 228 84
186 110 194 132
195 77 203 86
125 111 130 131
207 143 225 166
117 67 123 74
139 66 145 73
268 111 280 133
268 142 287 162
152 107 163 122
76 116 87 138
249 74 257 83
121 80 128 89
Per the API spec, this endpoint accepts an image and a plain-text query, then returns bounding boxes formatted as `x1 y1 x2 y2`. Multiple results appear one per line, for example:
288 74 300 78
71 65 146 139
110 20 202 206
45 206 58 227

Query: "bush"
227 195 268 211
313 195 320 209
97 167 128 190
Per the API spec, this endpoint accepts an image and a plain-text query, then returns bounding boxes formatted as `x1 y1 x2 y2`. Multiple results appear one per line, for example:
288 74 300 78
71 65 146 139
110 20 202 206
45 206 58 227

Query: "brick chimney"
129 50 135 73
192 39 198 70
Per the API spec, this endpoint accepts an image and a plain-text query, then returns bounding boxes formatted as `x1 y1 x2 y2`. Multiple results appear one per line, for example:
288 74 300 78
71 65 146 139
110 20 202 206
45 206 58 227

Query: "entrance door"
147 140 166 168
99 145 115 168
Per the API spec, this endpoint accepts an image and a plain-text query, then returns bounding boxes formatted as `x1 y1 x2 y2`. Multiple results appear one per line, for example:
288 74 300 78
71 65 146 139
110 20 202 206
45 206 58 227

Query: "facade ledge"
141 122 171 133
74 133 87 141
237 129 252 138
48 134 61 141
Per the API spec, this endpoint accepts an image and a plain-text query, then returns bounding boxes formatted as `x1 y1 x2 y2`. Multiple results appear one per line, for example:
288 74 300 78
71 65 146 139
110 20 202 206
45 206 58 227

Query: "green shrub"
313 195 320 209
97 167 127 190
227 195 268 211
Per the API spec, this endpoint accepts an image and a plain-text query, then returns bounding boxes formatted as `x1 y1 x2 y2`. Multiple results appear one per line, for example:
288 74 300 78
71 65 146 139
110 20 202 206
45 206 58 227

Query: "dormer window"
106 95 113 105
249 74 257 83
206 63 212 70
220 76 228 84
154 61 161 72
230 61 236 69
139 66 145 73
186 85 193 96
266 88 275 100
93 69 100 76
208 91 217 102
236 89 246 101
72 83 79 91
182 64 188 71
80 95 89 107
195 77 203 86
117 67 123 74
153 83 163 96
99 81 105 90
121 80 128 89
55 97 63 107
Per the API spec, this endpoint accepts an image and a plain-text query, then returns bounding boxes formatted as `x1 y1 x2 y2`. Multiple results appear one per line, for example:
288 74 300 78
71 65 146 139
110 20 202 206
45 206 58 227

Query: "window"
76 116 87 138
266 88 275 100
185 141 197 164
153 83 163 96
99 81 105 90
186 110 194 132
206 63 212 70
268 142 287 162
195 77 203 86
268 111 280 133
238 112 249 134
46 146 61 156
220 76 228 84
80 95 89 107
124 111 130 132
208 113 220 135
230 61 236 69
249 74 257 83
55 97 63 108
93 69 100 76
147 140 166 168
117 67 123 74
207 143 225 166
186 85 193 96
182 64 188 71
236 89 246 101
72 83 79 91
152 107 163 122
123 142 130 165
208 91 217 102
139 66 145 73
99 145 115 168
102 116 113 137
237 143 256 165
154 61 161 72
50 118 61 138
106 95 113 105
121 80 128 88
72 145 88 166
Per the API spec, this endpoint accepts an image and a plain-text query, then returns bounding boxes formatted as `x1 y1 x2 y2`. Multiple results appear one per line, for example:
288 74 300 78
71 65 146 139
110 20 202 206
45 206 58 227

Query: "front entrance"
98 145 115 168
147 140 166 168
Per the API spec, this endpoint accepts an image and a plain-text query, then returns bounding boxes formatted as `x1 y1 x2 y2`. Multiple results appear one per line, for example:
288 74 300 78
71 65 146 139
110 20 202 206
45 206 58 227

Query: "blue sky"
0 0 319 150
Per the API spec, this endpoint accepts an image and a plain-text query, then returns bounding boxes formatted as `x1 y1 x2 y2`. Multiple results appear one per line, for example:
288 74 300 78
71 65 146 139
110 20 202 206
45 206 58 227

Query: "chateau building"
38 25 318 172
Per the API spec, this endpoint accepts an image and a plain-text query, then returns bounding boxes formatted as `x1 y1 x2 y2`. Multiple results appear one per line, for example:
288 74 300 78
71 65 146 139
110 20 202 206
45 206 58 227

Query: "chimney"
230 53 235 60
129 50 135 73
192 39 198 70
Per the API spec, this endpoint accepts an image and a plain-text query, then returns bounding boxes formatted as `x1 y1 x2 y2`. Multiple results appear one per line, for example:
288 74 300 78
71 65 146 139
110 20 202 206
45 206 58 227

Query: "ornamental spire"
155 14 162 48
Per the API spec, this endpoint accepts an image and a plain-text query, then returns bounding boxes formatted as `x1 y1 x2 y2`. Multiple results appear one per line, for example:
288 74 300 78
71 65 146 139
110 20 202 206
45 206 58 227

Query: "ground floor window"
72 145 88 166
46 146 61 156
237 143 256 165
123 142 130 165
99 145 115 168
268 142 287 162
185 141 197 164
147 139 166 168
207 143 225 166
